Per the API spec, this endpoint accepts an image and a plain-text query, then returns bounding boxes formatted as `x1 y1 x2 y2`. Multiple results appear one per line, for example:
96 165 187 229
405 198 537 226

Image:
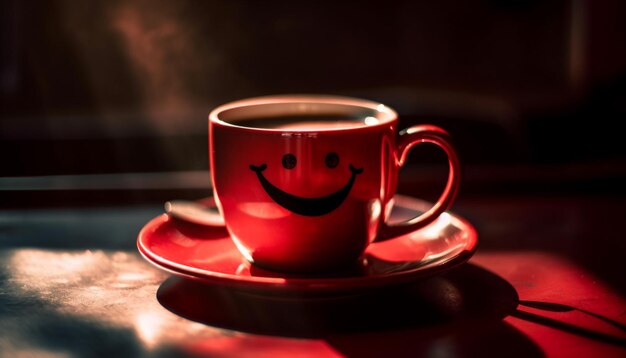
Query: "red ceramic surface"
137 195 478 295
209 95 461 272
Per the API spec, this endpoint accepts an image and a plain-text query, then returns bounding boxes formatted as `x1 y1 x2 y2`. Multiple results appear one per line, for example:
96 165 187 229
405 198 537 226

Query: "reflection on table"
1 194 625 357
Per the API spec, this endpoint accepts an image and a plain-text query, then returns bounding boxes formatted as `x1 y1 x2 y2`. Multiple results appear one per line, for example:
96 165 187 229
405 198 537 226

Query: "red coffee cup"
209 95 460 273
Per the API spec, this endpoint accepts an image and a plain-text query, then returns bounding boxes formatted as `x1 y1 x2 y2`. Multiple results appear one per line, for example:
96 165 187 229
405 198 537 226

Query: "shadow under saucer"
157 262 543 357
157 263 515 336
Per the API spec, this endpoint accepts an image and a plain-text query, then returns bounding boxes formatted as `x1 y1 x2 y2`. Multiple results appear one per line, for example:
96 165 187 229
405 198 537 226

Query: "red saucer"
137 195 478 295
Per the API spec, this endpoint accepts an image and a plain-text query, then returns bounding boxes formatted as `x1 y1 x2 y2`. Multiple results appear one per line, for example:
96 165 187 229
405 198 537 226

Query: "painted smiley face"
249 152 364 216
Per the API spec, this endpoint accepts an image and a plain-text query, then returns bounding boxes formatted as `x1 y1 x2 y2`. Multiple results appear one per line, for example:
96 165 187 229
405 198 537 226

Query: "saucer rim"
137 195 479 293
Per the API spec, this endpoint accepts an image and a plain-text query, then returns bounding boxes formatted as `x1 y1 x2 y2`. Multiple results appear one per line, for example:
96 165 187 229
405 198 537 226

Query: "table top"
1 192 625 357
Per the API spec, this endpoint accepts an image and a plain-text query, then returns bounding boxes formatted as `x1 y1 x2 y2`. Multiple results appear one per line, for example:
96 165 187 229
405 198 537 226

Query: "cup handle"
377 125 461 241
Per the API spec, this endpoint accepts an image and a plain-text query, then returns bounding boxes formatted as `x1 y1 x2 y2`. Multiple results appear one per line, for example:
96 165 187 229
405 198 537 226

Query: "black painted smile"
249 164 363 216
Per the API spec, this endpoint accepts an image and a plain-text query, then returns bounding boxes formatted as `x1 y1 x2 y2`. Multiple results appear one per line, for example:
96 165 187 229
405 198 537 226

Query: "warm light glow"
369 199 382 222
7 249 223 350
10 249 107 283
231 236 255 263
371 211 464 264
368 199 382 242
364 116 380 126
236 262 250 276
422 212 452 239
134 311 163 349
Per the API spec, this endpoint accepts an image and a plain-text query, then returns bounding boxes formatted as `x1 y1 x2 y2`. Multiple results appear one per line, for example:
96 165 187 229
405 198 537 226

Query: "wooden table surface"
1 191 625 357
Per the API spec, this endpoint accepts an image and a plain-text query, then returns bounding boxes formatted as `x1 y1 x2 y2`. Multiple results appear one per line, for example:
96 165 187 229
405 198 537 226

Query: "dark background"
1 0 625 197
1 3 626 355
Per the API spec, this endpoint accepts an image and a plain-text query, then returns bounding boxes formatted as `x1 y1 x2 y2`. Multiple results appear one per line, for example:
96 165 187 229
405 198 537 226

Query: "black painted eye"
282 153 297 169
325 152 339 168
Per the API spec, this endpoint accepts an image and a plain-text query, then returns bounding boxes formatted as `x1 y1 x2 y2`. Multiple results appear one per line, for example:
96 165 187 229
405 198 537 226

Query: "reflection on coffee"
233 115 378 130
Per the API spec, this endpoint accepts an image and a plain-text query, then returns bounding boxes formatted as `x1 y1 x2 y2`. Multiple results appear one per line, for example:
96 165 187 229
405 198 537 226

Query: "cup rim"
208 94 398 133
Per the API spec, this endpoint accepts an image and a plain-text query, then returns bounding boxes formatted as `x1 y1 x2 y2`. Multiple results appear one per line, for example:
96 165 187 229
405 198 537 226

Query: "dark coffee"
233 114 378 130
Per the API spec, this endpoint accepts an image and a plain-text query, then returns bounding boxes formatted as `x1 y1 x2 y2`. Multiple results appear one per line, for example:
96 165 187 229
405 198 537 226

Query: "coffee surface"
233 115 375 130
